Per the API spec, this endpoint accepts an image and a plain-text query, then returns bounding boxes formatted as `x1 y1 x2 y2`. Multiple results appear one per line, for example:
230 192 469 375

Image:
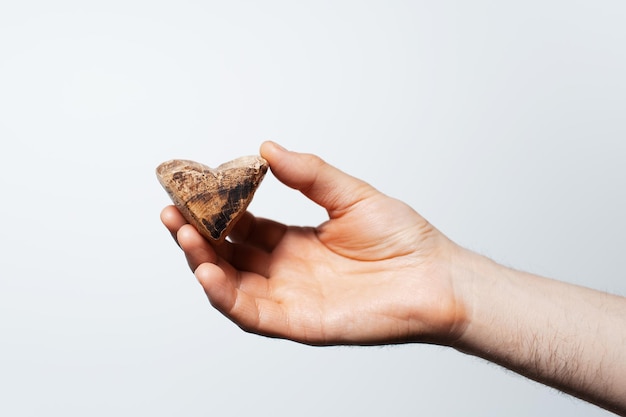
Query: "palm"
249 223 426 345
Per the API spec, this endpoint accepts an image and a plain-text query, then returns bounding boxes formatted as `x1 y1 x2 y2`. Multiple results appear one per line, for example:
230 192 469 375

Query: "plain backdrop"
1 1 625 416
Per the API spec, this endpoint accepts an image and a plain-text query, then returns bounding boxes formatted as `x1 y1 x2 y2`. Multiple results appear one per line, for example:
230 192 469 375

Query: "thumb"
260 141 377 217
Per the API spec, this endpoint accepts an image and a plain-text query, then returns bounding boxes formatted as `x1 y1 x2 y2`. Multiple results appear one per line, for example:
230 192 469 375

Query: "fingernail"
270 141 287 151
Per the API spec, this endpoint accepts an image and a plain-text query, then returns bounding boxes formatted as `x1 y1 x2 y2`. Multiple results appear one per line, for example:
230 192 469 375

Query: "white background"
1 1 625 416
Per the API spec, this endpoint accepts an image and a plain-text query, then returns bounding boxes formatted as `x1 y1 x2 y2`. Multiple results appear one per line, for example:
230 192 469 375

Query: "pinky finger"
195 262 289 339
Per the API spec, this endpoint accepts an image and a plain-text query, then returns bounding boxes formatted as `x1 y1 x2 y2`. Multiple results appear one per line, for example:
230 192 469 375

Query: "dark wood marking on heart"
201 217 223 240
198 181 256 239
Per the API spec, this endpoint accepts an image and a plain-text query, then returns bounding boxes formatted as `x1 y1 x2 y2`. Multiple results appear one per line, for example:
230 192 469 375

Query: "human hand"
161 142 469 346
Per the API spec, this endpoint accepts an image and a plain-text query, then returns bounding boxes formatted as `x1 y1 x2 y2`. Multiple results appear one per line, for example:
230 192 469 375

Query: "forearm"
452 248 626 415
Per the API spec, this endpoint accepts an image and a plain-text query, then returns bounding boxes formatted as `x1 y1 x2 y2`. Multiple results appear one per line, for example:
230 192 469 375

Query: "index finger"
228 211 288 253
161 205 188 244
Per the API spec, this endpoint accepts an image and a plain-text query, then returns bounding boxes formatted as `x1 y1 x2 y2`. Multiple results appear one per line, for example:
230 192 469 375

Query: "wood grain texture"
156 156 268 243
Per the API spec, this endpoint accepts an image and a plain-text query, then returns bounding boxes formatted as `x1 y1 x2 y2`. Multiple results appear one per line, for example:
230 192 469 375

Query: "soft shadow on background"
1 1 625 416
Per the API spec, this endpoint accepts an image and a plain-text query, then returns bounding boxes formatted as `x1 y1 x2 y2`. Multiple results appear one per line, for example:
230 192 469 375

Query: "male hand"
161 141 467 345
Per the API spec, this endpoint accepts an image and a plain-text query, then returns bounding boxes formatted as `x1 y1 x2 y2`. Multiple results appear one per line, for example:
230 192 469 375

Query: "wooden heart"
156 156 268 243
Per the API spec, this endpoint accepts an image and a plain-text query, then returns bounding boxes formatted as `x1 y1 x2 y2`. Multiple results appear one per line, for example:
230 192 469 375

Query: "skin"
161 141 626 415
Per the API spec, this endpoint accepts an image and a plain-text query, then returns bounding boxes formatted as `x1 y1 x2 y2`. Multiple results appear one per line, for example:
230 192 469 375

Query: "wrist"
446 245 512 352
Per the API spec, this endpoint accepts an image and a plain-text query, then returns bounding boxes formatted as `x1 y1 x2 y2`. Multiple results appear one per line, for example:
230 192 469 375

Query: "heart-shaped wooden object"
156 156 268 243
